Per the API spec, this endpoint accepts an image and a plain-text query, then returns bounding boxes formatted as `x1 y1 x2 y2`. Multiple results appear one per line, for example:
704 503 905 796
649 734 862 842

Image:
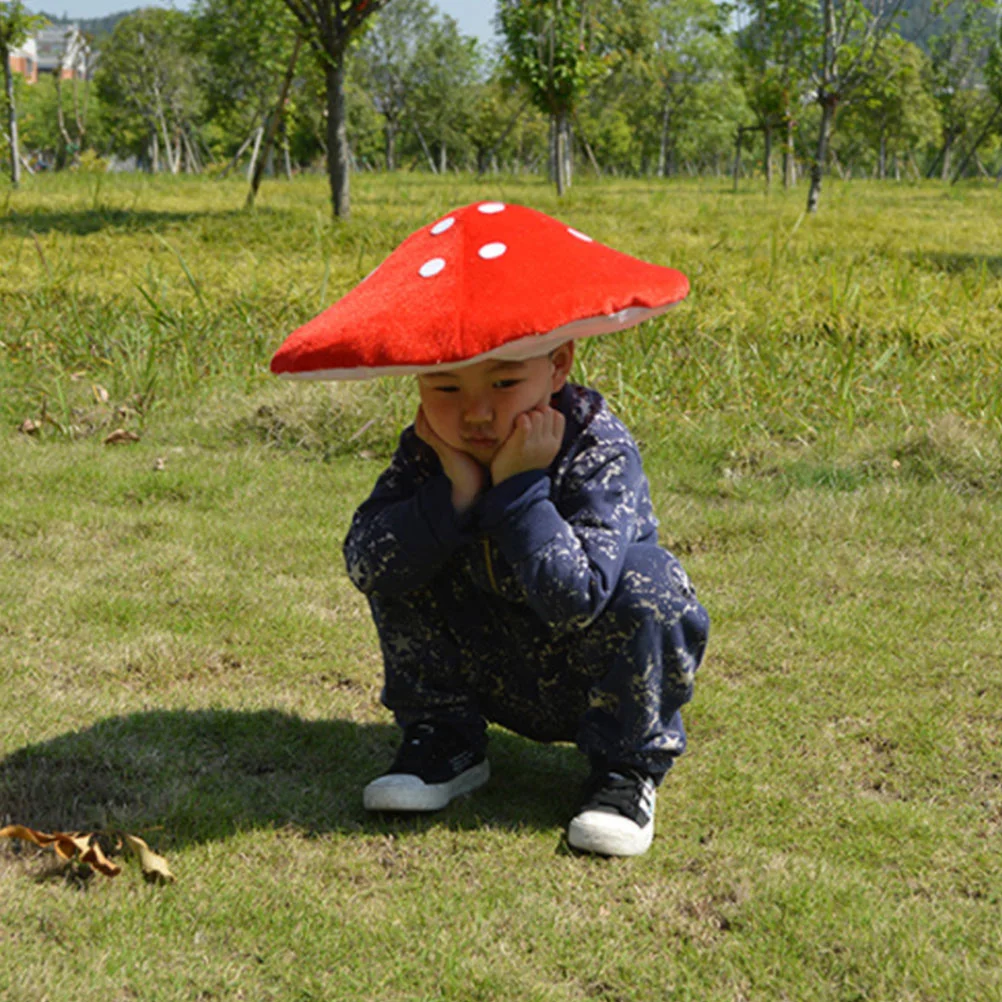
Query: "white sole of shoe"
567 810 654 857
363 760 490 812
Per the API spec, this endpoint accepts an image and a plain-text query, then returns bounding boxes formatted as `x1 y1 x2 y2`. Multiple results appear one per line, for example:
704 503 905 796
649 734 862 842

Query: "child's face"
417 343 574 466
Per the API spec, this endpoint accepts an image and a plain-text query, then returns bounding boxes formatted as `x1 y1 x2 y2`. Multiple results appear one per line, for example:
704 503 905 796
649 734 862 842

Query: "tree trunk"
408 106 437 173
548 114 556 184
733 126 744 192
324 54 350 219
246 125 264 181
657 97 670 178
385 118 396 171
3 48 21 188
951 102 1002 184
783 117 795 189
807 96 836 214
554 105 571 195
438 141 447 174
764 123 773 191
576 118 601 177
221 127 258 178
55 73 73 169
562 111 572 189
248 35 303 207
476 99 526 177
940 133 954 182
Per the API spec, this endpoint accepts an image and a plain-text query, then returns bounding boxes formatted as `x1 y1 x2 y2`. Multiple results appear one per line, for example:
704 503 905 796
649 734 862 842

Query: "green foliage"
839 35 941 172
925 0 999 160
355 0 485 170
193 0 301 154
736 0 817 129
3 0 1001 186
94 8 205 167
14 71 111 164
625 0 743 175
497 0 606 116
0 0 44 49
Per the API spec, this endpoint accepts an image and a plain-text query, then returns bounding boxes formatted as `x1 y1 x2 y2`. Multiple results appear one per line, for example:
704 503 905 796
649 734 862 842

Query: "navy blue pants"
368 544 709 783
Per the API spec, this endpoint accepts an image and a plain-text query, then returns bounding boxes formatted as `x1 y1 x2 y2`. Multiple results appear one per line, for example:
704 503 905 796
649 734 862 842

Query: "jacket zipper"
481 536 499 594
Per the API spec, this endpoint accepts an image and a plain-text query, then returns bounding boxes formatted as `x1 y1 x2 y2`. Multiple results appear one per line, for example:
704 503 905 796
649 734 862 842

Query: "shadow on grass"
0 709 586 849
0 207 245 238
909 251 1002 277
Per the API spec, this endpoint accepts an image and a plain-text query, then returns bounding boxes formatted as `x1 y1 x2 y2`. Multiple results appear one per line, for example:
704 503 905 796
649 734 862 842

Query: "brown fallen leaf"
0 824 121 877
104 428 140 445
93 384 110 405
124 834 175 884
18 419 40 435
152 457 167 472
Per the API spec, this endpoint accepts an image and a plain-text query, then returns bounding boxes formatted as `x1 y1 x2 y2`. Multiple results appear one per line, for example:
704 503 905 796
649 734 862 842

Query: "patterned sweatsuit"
343 383 709 783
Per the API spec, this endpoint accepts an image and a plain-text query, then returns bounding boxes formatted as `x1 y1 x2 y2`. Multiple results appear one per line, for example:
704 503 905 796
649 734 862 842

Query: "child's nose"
462 397 493 422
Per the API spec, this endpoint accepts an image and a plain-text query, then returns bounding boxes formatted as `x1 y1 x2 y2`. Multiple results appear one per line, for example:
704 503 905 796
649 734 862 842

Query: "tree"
497 0 605 194
278 0 392 219
354 0 435 171
736 0 814 188
468 70 547 175
407 12 482 172
804 0 908 212
845 35 938 178
923 0 998 180
644 0 736 179
94 9 205 173
48 25 93 167
0 0 45 186
194 0 302 166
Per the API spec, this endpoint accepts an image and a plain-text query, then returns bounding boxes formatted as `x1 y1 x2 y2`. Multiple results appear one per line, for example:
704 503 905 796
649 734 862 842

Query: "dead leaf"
1 825 121 877
18 419 40 435
152 457 167 472
93 384 110 405
124 834 175 884
104 429 140 446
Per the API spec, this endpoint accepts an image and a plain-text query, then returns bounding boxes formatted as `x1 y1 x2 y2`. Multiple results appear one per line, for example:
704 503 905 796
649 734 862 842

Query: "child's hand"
414 406 486 514
490 406 565 486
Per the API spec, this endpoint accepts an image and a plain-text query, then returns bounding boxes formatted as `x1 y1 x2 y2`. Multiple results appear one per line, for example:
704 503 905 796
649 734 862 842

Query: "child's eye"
493 379 522 389
434 386 460 393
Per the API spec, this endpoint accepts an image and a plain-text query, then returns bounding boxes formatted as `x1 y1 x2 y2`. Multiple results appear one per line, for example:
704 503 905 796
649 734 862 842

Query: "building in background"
8 24 91 83
8 36 39 84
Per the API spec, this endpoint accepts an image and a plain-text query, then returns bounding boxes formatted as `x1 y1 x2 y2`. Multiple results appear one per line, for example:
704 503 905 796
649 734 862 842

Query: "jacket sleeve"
343 428 475 597
476 438 645 630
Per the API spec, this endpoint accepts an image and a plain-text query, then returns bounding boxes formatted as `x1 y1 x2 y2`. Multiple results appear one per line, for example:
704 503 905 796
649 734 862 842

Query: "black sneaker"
567 767 656 856
362 721 489 812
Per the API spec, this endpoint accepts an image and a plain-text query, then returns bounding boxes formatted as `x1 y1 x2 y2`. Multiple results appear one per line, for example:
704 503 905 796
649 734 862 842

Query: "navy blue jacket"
343 383 660 633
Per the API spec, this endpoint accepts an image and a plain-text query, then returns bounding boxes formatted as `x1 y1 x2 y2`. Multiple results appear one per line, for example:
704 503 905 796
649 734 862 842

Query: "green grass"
1 172 1001 1001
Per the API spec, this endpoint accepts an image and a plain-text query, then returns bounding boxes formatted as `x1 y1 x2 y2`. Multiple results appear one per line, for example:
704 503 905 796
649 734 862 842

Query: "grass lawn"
1 172 1000 1001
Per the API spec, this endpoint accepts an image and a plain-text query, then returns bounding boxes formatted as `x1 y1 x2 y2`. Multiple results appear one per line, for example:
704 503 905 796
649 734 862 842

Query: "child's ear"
550 341 575 393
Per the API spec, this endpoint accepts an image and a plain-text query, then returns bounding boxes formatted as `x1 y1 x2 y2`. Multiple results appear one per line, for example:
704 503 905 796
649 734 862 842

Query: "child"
343 340 709 856
271 201 709 857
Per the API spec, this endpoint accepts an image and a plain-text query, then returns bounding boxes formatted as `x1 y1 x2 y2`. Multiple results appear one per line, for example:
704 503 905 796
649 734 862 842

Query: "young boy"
343 339 709 857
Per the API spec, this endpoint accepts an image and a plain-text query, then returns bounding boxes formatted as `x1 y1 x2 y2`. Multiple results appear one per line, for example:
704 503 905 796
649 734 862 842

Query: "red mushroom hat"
270 201 689 380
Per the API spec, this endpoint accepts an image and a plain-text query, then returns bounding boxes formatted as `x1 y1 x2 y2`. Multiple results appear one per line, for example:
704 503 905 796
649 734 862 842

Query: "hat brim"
275 302 680 381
